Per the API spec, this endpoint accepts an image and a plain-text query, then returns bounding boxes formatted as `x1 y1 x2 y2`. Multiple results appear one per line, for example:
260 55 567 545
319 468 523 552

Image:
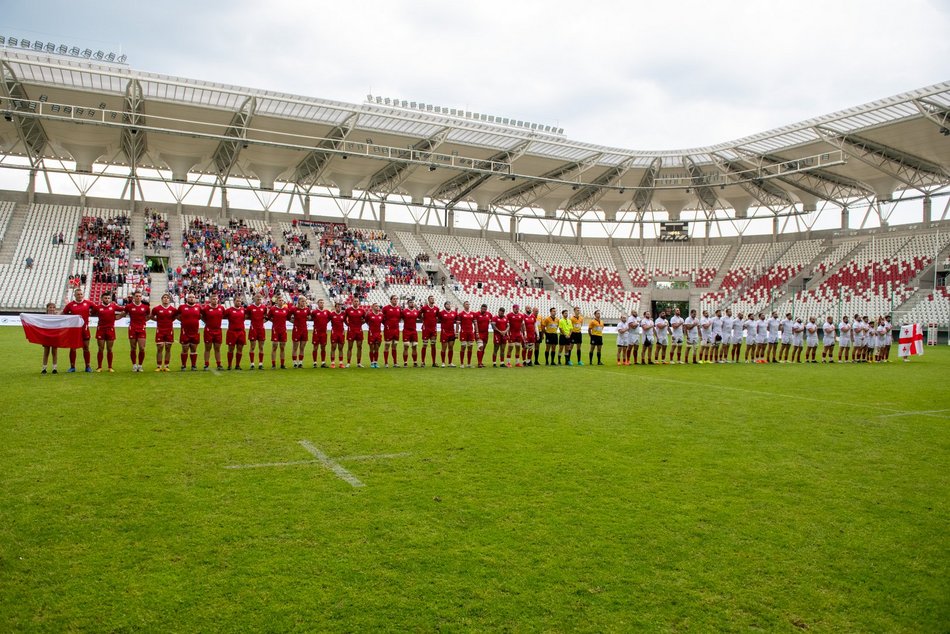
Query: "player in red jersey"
93 290 123 372
288 296 310 368
491 307 510 367
245 293 268 370
201 292 226 371
225 296 247 370
506 304 527 367
474 303 493 368
328 302 346 368
456 301 476 368
401 298 420 367
523 306 539 367
438 301 459 367
176 292 202 370
267 296 291 369
418 295 440 367
365 303 385 368
62 288 94 372
381 295 403 368
150 293 178 372
344 302 367 368
309 298 331 368
125 290 151 372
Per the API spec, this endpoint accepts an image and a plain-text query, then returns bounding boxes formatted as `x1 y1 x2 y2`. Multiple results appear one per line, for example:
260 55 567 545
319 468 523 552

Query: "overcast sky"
3 0 949 151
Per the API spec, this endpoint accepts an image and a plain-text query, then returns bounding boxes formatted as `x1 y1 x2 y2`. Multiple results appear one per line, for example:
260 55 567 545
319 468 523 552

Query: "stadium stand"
0 200 15 247
143 209 171 252
720 239 824 315
278 222 314 259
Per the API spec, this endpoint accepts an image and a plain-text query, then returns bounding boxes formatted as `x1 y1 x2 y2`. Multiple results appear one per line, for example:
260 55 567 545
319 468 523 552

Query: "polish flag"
20 313 85 348
897 324 924 358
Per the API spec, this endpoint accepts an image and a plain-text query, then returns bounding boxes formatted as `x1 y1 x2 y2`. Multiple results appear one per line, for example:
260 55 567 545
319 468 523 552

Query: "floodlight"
34 41 43 51
0 36 5 45
8 38 17 47
58 44 67 54
116 54 127 63
20 39 31 48
105 52 115 62
82 48 93 58
95 50 104 60
45 43 55 53
70 47 80 56
428 165 436 172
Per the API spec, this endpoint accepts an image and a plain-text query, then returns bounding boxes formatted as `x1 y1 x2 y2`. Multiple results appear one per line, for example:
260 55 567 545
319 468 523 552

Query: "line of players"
54 289 604 372
615 307 894 365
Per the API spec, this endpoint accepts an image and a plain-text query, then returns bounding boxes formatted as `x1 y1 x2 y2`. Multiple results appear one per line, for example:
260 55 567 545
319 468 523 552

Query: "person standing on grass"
62 288 94 373
852 314 866 363
267 296 291 369
177 292 202 371
653 310 669 364
328 301 346 368
288 296 310 369
570 307 585 365
310 298 331 369
557 309 573 365
881 315 893 362
821 315 836 363
640 310 655 365
507 304 527 368
437 301 458 368
150 293 177 372
804 316 819 363
683 309 699 364
493 307 511 367
588 310 604 365
616 309 629 366
418 295 440 367
791 317 805 363
766 310 780 363
344 301 367 368
381 295 403 368
779 312 794 363
365 303 384 369
224 296 247 371
731 310 745 364
837 315 852 363
245 293 268 370
669 307 684 364
40 302 60 374
456 302 476 368
523 306 539 367
401 299 421 367
201 292 226 371
474 304 493 368
531 307 543 366
540 307 559 366
125 290 150 372
720 309 734 363
710 309 723 364
93 291 123 373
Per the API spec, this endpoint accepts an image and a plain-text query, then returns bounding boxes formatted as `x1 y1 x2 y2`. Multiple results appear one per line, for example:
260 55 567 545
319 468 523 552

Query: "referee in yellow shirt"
588 310 605 365
570 307 585 365
540 307 559 365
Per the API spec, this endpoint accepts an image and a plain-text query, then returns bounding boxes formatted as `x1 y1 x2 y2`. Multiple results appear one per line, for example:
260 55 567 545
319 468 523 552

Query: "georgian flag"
20 313 85 349
897 323 924 358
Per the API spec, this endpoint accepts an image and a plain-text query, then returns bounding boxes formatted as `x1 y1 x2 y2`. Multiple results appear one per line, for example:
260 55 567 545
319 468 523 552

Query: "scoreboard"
659 221 689 241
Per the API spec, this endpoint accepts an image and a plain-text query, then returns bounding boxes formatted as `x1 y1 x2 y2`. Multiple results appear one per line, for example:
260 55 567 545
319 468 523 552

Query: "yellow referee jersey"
541 316 558 334
570 315 584 333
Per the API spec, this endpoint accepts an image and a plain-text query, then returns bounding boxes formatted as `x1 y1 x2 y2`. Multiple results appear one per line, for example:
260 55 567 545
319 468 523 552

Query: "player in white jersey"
709 310 724 363
804 317 819 363
766 311 780 363
698 310 712 363
628 311 641 365
640 311 655 365
730 311 745 363
653 312 670 364
836 315 852 362
616 309 630 366
778 312 795 363
864 315 878 362
821 316 837 362
852 314 867 362
743 314 757 363
669 308 685 364
754 313 769 363
880 315 893 362
791 317 805 363
720 309 734 363
684 309 700 364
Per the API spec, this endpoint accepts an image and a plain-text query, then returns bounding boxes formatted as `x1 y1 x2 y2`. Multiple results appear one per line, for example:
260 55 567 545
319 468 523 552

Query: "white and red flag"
897 323 924 358
20 313 85 348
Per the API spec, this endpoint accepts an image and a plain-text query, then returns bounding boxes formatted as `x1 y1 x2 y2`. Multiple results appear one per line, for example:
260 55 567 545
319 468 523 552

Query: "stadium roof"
0 48 948 227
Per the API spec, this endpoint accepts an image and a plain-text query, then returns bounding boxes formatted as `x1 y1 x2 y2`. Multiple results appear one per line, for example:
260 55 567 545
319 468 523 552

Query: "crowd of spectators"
281 227 312 257
144 209 171 251
74 215 132 260
168 217 309 303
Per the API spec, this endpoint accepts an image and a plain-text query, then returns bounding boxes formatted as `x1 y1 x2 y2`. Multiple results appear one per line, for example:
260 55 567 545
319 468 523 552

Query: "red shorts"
155 330 174 344
204 330 222 345
347 330 364 343
180 330 200 345
312 331 327 346
403 330 418 343
248 326 266 342
508 333 524 345
271 330 287 343
330 331 345 345
368 333 382 345
128 328 146 340
95 327 115 342
477 333 489 344
459 331 474 343
421 327 437 341
227 330 247 346
384 327 400 341
440 331 456 344
291 328 308 343
81 329 91 342
493 333 508 346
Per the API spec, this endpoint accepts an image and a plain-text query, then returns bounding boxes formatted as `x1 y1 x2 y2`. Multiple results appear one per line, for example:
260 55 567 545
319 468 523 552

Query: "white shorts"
807 338 819 348
823 337 835 347
755 335 767 345
781 335 793 345
839 336 851 347
687 336 699 346
792 335 803 347
767 335 778 344
855 336 865 347
671 335 683 345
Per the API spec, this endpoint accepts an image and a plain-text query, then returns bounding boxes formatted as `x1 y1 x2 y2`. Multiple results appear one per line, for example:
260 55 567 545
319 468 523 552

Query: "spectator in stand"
25 256 33 269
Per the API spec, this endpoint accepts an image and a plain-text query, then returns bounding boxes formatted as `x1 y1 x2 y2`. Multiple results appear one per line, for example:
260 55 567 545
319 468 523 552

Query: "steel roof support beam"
493 153 602 210
121 79 147 174
683 156 722 212
293 112 358 192
631 158 662 212
366 128 450 196
430 141 530 207
0 61 49 167
564 158 634 212
212 96 255 185
735 148 874 202
912 98 950 132
814 126 949 191
711 153 793 213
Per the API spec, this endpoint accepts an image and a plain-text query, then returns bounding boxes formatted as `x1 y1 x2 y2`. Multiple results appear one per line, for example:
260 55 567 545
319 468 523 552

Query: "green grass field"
1 327 948 632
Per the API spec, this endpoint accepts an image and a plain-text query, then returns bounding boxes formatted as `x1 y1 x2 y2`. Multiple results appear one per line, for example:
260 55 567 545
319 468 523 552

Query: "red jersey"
125 301 150 331
267 306 290 334
246 303 268 330
150 305 178 333
524 313 538 338
344 306 366 332
95 302 123 329
365 311 384 336
201 304 225 333
225 306 246 332
382 304 403 330
419 304 440 329
439 310 458 333
177 303 202 334
457 311 476 335
475 311 493 336
310 308 331 333
64 299 94 332
492 315 509 334
329 310 346 334
289 306 309 331
401 309 420 332
507 311 526 336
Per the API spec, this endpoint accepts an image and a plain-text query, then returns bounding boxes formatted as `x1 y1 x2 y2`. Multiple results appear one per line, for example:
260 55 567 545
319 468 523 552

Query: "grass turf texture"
1 327 948 632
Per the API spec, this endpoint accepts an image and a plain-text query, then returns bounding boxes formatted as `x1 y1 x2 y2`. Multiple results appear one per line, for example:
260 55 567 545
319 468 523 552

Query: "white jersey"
755 320 768 344
805 322 819 346
654 317 669 343
822 322 836 346
721 316 734 343
731 317 744 342
641 318 655 341
616 318 629 346
684 316 699 343
780 319 795 344
792 321 804 346
853 320 866 345
767 317 780 343
838 321 852 343
700 317 712 343
711 316 723 339
743 319 756 341
669 315 684 342
628 315 641 340
883 321 892 344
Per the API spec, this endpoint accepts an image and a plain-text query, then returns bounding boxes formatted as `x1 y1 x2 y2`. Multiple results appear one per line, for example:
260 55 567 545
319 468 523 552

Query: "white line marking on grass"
224 459 320 470
337 452 413 462
298 440 365 488
601 370 950 418
878 409 950 419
